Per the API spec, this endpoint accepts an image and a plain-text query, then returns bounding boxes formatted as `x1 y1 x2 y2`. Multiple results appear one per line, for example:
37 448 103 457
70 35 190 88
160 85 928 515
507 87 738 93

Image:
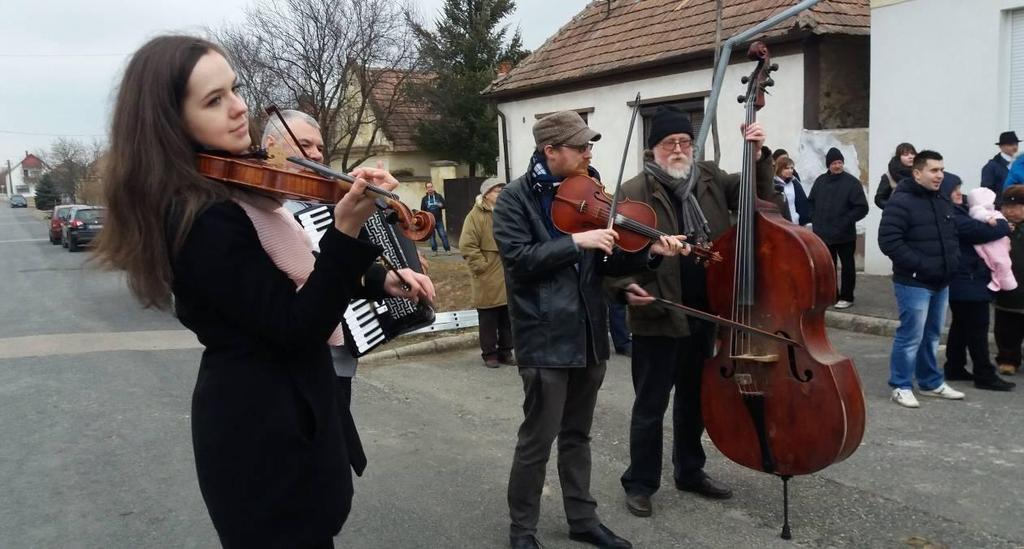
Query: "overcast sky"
0 0 583 168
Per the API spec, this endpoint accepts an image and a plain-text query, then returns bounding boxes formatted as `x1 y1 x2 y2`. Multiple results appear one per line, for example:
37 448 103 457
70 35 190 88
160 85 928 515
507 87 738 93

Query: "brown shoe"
625 493 652 517
998 364 1018 376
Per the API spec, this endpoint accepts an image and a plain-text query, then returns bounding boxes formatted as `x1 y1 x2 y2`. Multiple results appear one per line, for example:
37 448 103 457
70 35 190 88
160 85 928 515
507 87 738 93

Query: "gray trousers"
507 361 606 537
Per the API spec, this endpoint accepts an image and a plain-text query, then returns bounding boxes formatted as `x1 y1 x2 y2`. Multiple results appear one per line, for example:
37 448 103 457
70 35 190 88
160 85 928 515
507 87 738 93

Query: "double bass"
701 42 866 538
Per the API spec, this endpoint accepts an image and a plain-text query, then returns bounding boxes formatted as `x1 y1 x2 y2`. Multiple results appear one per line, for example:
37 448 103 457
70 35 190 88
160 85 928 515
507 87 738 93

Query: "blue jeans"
608 302 630 351
889 283 948 390
429 218 449 252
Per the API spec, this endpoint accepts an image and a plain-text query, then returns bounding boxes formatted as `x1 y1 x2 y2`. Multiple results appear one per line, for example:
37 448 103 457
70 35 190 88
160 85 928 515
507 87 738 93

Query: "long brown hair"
93 35 234 310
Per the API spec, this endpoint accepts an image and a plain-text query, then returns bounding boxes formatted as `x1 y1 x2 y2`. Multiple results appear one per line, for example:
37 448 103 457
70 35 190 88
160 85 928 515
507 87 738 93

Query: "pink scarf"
234 194 345 346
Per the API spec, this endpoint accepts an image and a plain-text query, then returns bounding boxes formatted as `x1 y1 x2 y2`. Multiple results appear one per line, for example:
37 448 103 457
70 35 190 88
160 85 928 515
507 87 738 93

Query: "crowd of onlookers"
770 132 1023 406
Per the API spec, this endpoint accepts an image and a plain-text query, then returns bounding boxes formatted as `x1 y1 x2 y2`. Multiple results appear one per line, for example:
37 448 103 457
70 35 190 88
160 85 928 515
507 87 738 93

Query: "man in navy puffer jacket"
878 150 965 408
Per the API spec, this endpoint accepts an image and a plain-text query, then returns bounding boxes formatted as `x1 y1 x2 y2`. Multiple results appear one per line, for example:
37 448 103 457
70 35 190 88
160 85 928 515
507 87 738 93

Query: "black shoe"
974 376 1016 391
944 367 975 381
510 534 541 549
675 472 733 499
625 493 652 517
568 524 632 549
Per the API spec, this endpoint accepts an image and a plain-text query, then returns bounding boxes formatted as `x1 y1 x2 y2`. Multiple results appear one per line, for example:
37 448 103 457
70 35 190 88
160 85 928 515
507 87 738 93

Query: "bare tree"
213 0 420 171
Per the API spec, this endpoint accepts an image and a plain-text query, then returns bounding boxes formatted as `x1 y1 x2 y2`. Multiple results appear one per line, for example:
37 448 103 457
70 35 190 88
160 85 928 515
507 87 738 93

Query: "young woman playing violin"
93 35 432 548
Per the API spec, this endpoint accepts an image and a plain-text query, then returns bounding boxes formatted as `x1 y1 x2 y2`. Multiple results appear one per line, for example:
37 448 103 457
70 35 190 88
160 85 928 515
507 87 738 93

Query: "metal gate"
442 177 484 247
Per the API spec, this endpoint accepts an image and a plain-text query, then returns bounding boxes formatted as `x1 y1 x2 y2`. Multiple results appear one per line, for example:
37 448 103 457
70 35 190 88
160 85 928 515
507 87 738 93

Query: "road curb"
360 332 479 363
366 310 990 363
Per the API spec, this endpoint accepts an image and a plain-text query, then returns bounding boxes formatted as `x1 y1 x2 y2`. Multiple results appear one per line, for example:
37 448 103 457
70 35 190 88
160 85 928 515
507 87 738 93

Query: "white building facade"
867 0 1024 273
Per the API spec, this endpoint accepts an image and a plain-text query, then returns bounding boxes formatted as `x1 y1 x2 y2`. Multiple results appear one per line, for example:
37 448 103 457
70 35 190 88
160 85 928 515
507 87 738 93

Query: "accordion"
292 202 435 356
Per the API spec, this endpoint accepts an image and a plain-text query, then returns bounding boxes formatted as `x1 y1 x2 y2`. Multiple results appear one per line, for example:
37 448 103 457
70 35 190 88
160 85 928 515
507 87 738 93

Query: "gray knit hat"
532 111 601 151
480 177 504 195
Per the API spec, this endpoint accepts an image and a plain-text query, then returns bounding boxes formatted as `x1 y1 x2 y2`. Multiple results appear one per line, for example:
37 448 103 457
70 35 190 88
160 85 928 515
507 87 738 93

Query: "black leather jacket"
492 173 653 367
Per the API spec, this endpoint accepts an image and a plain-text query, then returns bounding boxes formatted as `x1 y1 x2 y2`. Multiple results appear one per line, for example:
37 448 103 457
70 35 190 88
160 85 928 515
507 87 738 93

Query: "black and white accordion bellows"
292 202 435 357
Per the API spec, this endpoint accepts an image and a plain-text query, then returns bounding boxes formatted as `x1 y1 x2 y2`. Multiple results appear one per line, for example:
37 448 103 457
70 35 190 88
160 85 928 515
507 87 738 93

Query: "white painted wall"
496 52 806 189
867 0 1024 274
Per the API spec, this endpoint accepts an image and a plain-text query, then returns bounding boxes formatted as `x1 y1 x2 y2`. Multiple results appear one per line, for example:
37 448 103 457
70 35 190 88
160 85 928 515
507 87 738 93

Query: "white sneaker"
921 383 965 400
834 300 853 309
891 388 920 408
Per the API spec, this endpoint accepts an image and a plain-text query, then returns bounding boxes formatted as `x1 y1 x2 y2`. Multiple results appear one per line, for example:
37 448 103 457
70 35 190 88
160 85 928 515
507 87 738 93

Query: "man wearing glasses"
609 105 778 518
493 110 687 549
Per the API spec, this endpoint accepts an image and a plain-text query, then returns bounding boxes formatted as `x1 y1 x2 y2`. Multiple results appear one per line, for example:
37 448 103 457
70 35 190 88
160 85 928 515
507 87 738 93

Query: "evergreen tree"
408 0 529 177
34 173 60 212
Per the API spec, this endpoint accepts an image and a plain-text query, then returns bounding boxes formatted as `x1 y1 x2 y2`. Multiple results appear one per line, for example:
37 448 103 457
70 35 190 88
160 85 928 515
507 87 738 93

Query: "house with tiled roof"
483 0 870 185
344 69 476 232
2 152 47 198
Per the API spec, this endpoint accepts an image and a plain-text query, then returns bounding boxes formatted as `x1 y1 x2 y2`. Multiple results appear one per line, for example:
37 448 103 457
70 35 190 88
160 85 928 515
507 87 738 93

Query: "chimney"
497 61 513 77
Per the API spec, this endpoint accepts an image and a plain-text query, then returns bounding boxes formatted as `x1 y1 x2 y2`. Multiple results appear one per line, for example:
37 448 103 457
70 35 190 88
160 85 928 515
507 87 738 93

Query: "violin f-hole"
778 331 813 383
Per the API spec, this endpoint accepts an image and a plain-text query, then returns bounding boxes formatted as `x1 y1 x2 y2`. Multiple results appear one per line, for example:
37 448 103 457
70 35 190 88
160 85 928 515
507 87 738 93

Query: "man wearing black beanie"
808 147 869 309
607 104 783 518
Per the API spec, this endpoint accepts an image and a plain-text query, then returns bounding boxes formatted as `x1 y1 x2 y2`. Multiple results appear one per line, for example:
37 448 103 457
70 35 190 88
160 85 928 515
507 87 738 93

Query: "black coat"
981 153 1010 202
948 201 1011 302
878 179 959 290
172 201 382 548
492 173 653 367
420 192 446 224
994 223 1024 311
808 170 869 244
874 157 913 210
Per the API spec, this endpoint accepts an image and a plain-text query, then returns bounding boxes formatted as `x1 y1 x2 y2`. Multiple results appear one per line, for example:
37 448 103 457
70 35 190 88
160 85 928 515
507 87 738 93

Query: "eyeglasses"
556 143 594 153
657 138 693 151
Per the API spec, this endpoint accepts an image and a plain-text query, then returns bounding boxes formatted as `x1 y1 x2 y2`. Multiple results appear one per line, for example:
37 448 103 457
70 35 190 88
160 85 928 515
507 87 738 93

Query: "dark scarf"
527 151 600 239
644 161 711 244
887 156 912 188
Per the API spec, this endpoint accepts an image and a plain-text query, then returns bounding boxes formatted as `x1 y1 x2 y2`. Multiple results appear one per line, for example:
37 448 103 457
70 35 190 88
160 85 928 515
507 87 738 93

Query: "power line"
0 53 127 58
0 129 105 138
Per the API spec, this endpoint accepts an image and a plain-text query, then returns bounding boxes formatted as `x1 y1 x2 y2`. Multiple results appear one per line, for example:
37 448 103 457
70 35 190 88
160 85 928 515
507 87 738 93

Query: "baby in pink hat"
968 187 1018 291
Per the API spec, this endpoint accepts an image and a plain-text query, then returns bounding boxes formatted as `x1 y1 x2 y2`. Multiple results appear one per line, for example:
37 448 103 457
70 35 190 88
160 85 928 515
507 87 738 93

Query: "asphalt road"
1 203 1022 548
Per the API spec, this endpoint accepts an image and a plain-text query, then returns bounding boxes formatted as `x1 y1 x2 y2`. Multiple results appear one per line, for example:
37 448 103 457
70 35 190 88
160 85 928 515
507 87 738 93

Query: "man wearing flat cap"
493 110 687 549
982 131 1019 205
607 105 780 518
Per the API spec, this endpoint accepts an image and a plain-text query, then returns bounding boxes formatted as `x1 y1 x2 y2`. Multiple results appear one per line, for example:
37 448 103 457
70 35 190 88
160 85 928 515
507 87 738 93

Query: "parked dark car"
50 204 86 245
9 194 27 208
63 206 105 252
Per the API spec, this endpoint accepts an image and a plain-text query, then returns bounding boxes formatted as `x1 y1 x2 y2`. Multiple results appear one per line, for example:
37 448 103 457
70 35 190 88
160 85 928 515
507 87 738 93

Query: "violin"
550 173 722 263
195 106 435 242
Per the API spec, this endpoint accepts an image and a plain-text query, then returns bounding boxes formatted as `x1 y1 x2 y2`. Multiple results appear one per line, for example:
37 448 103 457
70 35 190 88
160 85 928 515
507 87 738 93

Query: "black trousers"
828 240 857 302
478 305 513 360
620 323 711 497
945 300 997 379
508 360 606 537
995 308 1024 367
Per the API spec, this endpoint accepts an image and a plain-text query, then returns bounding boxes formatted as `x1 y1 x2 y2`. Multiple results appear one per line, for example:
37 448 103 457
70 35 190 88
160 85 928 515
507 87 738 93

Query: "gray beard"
665 164 691 180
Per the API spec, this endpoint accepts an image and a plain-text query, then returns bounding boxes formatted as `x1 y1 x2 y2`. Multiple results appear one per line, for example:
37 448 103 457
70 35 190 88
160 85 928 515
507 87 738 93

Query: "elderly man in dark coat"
981 131 1019 205
606 105 778 518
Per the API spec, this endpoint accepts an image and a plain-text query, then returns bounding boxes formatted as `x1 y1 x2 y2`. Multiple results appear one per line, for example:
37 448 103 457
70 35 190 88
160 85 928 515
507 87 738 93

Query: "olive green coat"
460 195 508 309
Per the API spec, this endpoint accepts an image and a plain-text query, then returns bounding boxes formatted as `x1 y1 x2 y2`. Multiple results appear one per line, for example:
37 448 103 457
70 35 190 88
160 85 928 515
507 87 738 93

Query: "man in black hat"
606 105 779 518
808 147 869 309
982 131 1020 203
493 110 687 549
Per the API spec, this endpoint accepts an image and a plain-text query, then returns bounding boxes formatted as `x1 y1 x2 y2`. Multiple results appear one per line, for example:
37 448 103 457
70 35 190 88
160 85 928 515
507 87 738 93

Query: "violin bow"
652 298 800 347
607 92 642 233
265 105 313 161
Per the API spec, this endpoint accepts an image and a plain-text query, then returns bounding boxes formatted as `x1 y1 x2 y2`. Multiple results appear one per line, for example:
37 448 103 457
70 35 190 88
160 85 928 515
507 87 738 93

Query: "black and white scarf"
644 161 711 244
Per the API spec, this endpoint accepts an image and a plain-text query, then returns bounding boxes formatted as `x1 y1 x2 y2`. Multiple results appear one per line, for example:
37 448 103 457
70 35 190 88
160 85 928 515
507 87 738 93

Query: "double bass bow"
701 42 866 539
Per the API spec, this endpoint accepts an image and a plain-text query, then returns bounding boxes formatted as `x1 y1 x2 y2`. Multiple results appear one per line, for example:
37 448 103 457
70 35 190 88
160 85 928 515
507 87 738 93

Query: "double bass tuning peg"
737 94 747 104
764 78 775 88
741 76 750 84
769 63 779 72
